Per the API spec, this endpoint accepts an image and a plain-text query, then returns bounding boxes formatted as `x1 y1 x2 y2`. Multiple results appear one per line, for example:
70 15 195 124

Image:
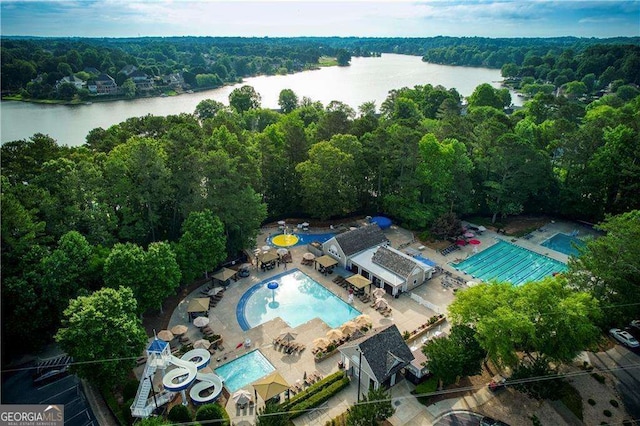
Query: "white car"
630 320 640 331
609 328 640 348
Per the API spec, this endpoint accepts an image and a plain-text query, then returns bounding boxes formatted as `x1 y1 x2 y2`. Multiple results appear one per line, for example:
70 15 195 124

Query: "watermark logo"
0 405 64 426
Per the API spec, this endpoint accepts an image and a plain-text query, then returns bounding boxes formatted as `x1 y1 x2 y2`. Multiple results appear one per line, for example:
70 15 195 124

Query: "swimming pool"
452 240 567 286
541 233 586 257
237 269 360 331
267 232 335 247
214 350 275 392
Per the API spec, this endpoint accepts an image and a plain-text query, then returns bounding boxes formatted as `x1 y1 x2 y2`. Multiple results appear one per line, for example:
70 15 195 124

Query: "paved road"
589 345 640 421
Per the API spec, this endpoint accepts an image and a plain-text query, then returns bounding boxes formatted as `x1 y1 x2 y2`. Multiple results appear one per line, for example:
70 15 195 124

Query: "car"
480 416 510 426
609 328 640 348
488 374 507 392
630 320 640 331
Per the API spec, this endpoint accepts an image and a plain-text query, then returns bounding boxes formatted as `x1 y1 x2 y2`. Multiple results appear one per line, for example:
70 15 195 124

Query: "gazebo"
212 267 237 287
315 255 338 273
346 274 372 294
253 371 290 403
187 298 210 322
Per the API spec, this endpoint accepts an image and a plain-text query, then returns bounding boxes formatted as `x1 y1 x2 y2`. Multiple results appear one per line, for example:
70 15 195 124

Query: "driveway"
588 344 640 421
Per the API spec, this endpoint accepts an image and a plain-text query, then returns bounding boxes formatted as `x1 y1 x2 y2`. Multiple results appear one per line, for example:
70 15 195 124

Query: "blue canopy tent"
370 216 392 229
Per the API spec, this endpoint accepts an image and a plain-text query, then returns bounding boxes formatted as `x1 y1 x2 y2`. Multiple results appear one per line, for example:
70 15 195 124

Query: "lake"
0 54 519 147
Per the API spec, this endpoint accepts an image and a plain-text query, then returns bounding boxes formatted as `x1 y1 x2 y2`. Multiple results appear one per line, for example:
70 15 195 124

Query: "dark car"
480 416 510 426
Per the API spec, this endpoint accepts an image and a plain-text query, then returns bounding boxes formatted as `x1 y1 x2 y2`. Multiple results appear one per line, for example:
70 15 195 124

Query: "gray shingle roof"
372 247 417 279
346 324 414 384
334 224 388 256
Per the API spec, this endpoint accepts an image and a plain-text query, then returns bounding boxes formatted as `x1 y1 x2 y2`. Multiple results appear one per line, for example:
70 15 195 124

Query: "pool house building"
322 224 434 296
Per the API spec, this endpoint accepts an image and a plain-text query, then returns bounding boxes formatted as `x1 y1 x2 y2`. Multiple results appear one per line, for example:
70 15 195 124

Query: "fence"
409 293 441 314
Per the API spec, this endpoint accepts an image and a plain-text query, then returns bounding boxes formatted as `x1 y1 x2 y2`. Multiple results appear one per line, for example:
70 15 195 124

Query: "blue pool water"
414 255 437 267
267 232 335 247
452 240 567 286
237 269 360 331
541 233 586 257
214 350 275 392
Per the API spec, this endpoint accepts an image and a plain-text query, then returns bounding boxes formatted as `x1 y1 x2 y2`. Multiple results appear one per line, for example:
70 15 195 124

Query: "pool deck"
153 219 598 425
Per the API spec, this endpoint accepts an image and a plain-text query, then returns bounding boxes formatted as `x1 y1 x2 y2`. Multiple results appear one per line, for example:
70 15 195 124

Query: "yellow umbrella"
340 321 358 336
157 330 174 341
354 314 372 328
253 371 290 401
312 337 331 349
171 325 188 336
326 329 344 341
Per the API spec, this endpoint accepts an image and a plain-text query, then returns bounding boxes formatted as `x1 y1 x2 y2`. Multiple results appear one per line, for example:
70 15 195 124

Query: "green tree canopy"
229 85 261 113
55 286 147 387
278 88 299 113
177 210 227 284
347 386 395 426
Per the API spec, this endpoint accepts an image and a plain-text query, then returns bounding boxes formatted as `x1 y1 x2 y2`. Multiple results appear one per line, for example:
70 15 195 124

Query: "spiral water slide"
162 349 224 403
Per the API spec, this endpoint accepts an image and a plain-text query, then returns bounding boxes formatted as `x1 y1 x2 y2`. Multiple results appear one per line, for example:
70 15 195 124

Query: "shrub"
592 373 606 384
281 372 345 411
195 403 228 425
168 404 192 423
603 410 612 417
530 415 542 426
403 330 410 340
609 400 619 408
288 377 350 419
588 399 596 406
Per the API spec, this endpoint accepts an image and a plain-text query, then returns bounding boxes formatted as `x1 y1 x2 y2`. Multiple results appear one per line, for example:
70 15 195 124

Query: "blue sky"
1 1 639 38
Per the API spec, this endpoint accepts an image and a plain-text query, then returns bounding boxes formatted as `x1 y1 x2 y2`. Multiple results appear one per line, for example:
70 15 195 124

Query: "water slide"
161 349 224 404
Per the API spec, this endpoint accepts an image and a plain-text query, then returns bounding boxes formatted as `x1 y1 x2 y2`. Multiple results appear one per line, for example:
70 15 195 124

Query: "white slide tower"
131 339 224 418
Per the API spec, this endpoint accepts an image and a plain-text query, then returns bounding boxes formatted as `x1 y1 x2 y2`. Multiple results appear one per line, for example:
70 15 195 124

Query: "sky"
1 0 639 38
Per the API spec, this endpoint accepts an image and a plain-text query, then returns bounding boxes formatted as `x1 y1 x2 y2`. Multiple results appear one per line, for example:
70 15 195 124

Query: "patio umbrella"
456 240 467 246
464 231 475 238
261 245 271 252
372 287 386 299
469 239 481 245
232 389 252 405
193 316 210 328
277 248 289 256
301 222 309 227
277 220 286 225
374 298 389 310
278 329 298 343
354 314 372 328
157 330 174 342
259 251 279 264
312 337 331 349
326 329 344 341
193 339 211 350
253 371 290 402
170 325 188 336
467 281 479 287
340 321 357 336
303 252 316 261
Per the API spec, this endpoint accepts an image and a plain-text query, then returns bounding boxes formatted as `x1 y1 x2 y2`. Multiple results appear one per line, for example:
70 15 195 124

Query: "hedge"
281 371 346 411
287 377 351 419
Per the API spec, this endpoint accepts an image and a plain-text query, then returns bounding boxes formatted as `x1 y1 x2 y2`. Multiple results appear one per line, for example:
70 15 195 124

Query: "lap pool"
214 350 275 392
237 269 360 331
452 239 567 286
541 233 586 257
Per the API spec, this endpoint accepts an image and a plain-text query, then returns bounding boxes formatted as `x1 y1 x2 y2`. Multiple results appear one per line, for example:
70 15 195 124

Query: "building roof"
350 247 404 286
372 246 422 279
147 338 168 354
343 324 414 384
334 224 388 257
95 73 116 83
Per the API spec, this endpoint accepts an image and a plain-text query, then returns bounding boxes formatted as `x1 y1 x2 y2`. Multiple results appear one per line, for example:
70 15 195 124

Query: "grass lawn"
412 376 438 405
318 56 338 67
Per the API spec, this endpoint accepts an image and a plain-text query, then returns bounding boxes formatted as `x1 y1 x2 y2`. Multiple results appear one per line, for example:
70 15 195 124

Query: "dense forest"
2 38 640 361
2 36 638 100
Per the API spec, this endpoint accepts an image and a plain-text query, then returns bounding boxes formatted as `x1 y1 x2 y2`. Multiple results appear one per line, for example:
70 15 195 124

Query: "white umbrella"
303 252 315 261
374 298 389 310
193 316 210 328
277 248 289 256
193 339 211 349
312 337 331 349
326 329 344 341
467 281 479 287
372 287 386 299
261 245 271 252
354 314 372 328
340 321 357 336
277 220 286 225
232 389 252 405
301 222 309 227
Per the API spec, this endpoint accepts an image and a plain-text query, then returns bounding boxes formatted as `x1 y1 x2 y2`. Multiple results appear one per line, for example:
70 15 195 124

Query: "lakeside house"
56 75 85 90
88 74 118 95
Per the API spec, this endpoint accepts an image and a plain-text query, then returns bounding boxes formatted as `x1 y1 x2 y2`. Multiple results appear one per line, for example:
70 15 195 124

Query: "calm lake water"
1 54 519 147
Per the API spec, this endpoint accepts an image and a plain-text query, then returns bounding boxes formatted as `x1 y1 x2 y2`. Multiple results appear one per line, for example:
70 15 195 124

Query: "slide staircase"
131 363 161 418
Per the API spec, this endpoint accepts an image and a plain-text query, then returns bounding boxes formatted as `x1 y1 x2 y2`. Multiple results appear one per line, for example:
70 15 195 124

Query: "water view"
1 54 519 147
